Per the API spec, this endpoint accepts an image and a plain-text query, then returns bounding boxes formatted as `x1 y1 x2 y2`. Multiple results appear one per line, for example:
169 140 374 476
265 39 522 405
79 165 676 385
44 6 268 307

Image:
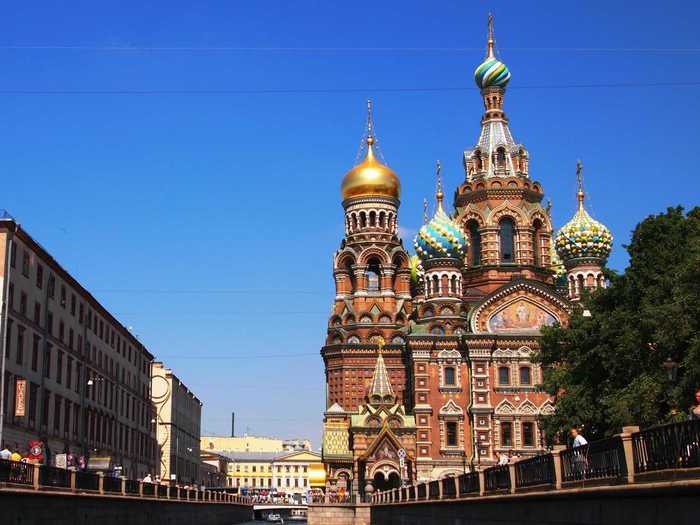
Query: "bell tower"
323 101 412 413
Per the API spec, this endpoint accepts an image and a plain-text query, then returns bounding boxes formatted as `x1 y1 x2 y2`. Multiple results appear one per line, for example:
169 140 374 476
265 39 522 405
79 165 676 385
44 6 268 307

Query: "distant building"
200 449 230 488
271 449 322 499
224 451 277 490
200 434 311 454
0 212 156 479
151 362 202 484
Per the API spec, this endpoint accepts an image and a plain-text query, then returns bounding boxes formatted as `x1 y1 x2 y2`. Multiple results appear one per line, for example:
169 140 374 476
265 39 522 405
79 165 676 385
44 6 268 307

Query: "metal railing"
561 436 626 483
75 471 99 491
515 453 555 489
372 421 700 505
633 419 700 473
102 475 122 493
39 465 70 488
441 476 457 498
458 472 480 496
484 464 511 492
0 460 250 506
0 459 34 485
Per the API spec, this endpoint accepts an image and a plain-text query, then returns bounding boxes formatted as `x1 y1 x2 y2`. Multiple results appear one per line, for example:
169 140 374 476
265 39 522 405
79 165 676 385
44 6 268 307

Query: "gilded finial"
486 13 495 59
423 198 429 224
576 159 585 209
435 160 444 208
366 99 374 145
376 335 385 353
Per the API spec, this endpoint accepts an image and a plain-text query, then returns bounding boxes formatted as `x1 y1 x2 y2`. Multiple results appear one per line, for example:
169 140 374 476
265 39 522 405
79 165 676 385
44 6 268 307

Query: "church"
320 16 613 498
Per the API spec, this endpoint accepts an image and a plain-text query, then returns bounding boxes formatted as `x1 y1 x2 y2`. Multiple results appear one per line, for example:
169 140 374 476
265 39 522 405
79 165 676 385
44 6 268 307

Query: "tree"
537 206 700 442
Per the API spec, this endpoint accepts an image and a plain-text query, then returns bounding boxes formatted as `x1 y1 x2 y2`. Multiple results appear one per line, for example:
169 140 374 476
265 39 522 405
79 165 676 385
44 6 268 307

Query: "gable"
470 280 570 334
276 451 322 462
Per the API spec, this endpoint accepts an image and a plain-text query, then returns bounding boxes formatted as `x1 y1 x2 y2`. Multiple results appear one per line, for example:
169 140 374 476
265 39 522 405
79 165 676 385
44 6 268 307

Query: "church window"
519 367 532 385
522 422 535 447
360 212 367 228
369 211 376 227
446 422 458 447
432 275 439 295
367 258 381 292
444 366 456 386
496 147 506 169
532 219 543 266
498 366 510 385
499 218 516 263
450 275 458 294
501 422 513 447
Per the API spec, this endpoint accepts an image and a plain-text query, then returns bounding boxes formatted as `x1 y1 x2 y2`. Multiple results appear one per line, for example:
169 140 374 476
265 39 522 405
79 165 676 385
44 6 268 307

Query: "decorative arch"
439 399 464 416
518 399 538 415
358 247 391 265
539 400 555 416
455 204 487 229
487 200 528 227
495 399 516 415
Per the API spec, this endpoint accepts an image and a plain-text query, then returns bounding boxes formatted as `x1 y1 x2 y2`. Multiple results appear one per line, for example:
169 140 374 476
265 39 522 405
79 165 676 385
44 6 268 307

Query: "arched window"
450 275 457 295
360 212 367 228
379 211 385 228
499 218 516 263
432 275 439 296
519 367 532 385
496 147 506 169
367 258 381 292
444 366 456 386
532 219 543 266
467 221 481 266
498 366 510 385
474 150 483 172
369 211 376 227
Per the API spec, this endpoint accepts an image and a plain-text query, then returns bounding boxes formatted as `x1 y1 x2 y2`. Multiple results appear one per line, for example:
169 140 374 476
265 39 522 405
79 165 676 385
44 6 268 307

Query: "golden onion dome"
341 135 400 200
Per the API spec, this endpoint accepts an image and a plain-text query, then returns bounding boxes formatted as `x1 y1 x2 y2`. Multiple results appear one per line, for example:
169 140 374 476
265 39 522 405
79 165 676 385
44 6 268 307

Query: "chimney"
231 412 235 437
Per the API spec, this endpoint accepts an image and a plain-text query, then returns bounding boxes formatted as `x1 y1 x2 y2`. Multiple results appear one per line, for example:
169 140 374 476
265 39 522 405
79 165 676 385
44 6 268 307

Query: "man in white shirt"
0 444 11 460
570 426 588 448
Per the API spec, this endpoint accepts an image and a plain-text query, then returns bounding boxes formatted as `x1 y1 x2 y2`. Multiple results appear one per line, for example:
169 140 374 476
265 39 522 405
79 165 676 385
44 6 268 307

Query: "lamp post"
663 357 678 383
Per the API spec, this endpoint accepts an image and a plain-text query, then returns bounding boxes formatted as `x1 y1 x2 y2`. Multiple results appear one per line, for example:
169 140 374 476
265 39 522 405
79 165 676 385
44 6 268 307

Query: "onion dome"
555 161 613 262
341 100 400 201
414 163 468 261
474 14 511 89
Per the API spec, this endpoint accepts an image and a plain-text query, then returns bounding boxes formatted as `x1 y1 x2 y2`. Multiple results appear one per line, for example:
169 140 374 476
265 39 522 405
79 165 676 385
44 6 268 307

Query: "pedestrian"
570 426 588 448
688 388 700 420
496 451 508 466
11 445 22 462
0 443 11 461
570 425 588 480
143 473 153 483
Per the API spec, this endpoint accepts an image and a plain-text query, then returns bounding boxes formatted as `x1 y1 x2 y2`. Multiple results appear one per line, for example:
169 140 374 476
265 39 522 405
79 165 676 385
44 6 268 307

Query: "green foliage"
537 207 700 442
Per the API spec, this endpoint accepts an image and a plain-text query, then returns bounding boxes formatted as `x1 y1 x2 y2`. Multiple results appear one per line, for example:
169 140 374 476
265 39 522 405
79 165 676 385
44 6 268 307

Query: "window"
34 302 41 325
60 285 66 307
70 294 76 316
366 259 381 292
56 351 63 384
532 219 543 266
501 422 513 447
16 326 25 365
498 366 510 385
47 275 55 298
446 421 458 447
31 335 39 371
444 366 456 386
44 345 52 378
41 390 51 427
499 218 516 263
9 241 16 267
36 264 44 289
22 251 30 277
8 284 13 310
519 367 532 385
522 422 534 447
468 221 481 266
66 357 73 390
19 292 27 316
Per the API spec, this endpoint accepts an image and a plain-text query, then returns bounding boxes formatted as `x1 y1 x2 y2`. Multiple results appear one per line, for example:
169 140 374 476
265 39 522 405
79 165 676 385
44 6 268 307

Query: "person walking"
143 473 153 483
688 388 700 420
570 425 588 480
570 426 588 448
0 443 11 460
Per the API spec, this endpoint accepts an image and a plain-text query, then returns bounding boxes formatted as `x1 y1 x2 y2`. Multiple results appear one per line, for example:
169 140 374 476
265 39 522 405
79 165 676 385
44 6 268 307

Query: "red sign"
15 378 26 417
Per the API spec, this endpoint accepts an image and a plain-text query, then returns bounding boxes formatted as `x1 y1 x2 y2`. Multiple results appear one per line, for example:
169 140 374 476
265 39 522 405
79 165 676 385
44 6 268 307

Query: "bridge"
253 503 308 520
308 420 699 525
0 462 253 525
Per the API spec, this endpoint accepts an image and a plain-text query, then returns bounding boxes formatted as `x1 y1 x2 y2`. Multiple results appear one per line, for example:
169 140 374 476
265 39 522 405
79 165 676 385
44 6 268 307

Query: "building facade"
152 361 202 484
201 434 311 454
200 449 231 488
0 213 157 479
321 17 612 497
271 450 322 499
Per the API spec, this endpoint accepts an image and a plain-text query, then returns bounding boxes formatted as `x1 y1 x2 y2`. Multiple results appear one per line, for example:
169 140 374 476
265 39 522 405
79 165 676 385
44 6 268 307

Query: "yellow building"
225 451 277 490
201 435 310 453
271 450 322 500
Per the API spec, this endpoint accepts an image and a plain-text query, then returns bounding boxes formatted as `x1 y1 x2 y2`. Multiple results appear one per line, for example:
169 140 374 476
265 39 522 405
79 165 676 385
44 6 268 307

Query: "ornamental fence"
371 419 700 505
0 459 251 505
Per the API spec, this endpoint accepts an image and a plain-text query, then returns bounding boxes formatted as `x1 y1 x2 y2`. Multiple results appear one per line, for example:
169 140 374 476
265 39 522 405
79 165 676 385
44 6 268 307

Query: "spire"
368 337 395 405
423 197 429 224
576 159 585 210
486 12 495 59
366 99 375 145
435 160 444 210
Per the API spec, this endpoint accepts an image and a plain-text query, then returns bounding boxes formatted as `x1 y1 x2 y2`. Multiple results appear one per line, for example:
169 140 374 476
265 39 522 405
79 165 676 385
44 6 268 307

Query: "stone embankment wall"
371 481 699 525
307 503 371 525
0 489 253 525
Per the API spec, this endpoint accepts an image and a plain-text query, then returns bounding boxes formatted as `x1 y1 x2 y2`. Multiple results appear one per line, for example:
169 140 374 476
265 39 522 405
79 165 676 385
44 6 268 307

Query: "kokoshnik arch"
320 15 613 499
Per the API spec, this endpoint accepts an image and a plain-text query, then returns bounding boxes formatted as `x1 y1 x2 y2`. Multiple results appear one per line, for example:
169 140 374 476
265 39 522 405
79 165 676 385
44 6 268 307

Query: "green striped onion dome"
555 206 613 262
414 205 468 261
474 57 511 89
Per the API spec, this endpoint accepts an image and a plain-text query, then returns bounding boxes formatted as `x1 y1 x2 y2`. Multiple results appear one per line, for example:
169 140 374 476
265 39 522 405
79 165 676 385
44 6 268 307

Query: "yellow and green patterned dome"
414 176 468 262
555 171 612 262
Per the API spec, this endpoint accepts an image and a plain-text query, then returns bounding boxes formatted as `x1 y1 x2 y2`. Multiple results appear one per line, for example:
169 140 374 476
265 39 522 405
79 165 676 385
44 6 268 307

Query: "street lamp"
663 357 678 382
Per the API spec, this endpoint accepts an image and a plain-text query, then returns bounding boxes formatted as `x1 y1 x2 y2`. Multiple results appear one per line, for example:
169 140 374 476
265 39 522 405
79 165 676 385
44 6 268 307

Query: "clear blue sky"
2 1 699 448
